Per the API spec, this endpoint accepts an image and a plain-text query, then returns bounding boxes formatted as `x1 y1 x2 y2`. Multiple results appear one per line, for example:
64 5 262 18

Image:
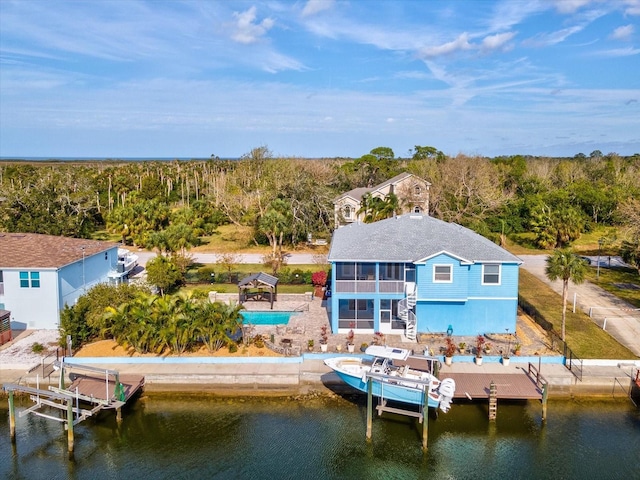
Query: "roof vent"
409 215 422 220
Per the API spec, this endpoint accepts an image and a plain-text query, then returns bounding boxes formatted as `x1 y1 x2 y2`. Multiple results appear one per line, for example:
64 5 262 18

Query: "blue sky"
1 0 639 159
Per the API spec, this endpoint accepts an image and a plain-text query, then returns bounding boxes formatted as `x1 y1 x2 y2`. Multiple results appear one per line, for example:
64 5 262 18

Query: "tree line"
1 147 639 271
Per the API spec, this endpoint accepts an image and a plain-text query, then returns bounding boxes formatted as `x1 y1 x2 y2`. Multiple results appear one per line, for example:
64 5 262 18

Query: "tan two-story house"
333 172 431 228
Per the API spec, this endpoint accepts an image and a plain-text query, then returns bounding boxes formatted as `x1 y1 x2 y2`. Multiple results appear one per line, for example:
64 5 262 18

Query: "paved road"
519 255 640 357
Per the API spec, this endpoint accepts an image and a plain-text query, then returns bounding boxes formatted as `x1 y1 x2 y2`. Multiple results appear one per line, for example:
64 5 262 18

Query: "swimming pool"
240 311 298 325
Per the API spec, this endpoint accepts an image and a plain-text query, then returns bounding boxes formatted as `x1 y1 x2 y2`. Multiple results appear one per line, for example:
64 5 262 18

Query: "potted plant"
501 350 510 366
444 337 456 366
475 335 485 365
484 342 492 355
307 339 314 351
360 342 369 352
502 333 512 365
372 331 385 346
514 343 522 356
319 324 329 352
311 271 327 298
458 342 466 354
346 329 355 353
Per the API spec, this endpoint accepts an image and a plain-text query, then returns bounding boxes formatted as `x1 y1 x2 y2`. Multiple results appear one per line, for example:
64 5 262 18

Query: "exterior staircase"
398 282 417 341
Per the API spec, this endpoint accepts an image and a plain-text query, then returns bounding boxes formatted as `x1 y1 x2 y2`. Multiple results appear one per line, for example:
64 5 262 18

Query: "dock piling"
67 400 74 453
366 377 373 441
8 390 16 442
421 389 429 451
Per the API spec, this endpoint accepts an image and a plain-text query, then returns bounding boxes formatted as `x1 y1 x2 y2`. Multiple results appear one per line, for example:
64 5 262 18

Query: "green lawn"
583 266 640 309
519 269 637 359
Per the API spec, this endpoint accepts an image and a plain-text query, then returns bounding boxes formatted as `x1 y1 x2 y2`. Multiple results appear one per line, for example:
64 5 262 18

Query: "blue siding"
416 254 468 300
329 257 520 336
415 299 517 336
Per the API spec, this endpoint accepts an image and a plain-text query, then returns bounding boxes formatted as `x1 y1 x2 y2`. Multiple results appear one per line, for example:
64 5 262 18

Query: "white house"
0 233 120 330
333 172 431 228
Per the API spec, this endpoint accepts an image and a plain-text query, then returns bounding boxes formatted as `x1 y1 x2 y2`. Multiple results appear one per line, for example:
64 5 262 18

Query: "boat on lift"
324 345 456 412
107 248 139 282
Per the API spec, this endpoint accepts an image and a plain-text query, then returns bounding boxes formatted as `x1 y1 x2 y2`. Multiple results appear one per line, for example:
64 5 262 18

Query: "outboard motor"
438 378 456 413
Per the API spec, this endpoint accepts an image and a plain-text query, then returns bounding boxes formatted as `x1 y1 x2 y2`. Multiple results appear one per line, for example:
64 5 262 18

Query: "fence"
519 295 583 381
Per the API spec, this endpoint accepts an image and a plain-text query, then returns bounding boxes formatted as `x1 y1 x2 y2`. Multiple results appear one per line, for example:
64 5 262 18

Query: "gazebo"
237 272 279 309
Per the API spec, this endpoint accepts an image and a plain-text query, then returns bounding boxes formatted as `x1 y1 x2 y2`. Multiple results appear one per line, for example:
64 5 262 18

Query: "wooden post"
541 383 548 422
67 400 74 453
8 390 16 443
489 381 497 421
116 408 122 423
59 364 65 390
366 376 373 441
421 388 429 451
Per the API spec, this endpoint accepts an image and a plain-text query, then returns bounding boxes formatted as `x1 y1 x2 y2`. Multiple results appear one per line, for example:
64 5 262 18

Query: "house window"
343 205 352 219
356 263 375 280
413 206 421 213
379 263 403 280
338 299 374 329
483 264 501 285
19 271 40 288
433 265 452 283
414 185 421 195
336 263 355 280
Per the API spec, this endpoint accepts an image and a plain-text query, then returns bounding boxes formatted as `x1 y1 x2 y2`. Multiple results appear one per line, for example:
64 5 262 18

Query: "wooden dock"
67 372 145 408
4 361 144 453
446 372 543 400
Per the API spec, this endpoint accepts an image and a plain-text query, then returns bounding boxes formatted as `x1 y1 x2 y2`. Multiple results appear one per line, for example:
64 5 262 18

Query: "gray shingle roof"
328 215 522 264
238 272 279 287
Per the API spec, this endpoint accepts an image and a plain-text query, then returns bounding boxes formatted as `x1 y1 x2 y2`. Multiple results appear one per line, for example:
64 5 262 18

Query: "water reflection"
1 394 638 479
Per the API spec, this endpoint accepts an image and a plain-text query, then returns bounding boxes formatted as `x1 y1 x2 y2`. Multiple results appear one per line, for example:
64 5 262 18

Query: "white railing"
398 283 417 341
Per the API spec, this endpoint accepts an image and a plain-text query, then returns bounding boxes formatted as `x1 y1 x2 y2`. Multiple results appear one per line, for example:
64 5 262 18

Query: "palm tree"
545 249 587 341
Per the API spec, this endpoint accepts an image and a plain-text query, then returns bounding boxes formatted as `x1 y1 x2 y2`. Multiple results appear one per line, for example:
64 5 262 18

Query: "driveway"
519 255 640 357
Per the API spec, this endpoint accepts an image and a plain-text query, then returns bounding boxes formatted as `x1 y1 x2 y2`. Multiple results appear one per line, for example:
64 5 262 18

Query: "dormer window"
343 205 352 219
413 206 421 213
414 185 421 195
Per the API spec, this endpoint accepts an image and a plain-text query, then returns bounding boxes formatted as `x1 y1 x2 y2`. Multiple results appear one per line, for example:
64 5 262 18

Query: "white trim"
417 296 518 302
414 250 471 264
482 264 501 286
433 264 452 283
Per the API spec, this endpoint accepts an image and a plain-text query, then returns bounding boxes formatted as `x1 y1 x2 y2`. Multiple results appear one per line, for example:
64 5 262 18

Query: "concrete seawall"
3 355 639 400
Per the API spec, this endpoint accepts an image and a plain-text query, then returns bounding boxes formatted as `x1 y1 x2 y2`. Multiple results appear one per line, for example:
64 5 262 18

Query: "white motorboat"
108 248 139 281
324 345 456 412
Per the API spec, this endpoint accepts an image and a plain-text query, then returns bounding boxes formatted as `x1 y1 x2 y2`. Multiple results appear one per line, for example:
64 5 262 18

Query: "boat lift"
3 360 144 453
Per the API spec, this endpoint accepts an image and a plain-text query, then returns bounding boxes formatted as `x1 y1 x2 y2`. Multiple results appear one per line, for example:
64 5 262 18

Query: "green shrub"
198 266 217 283
228 342 238 353
31 342 44 354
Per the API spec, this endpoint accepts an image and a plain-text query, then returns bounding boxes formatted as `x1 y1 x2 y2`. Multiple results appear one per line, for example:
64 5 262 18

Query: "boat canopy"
365 345 410 361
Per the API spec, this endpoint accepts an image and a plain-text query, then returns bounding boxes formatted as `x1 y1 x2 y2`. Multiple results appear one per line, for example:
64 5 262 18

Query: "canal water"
1 394 638 479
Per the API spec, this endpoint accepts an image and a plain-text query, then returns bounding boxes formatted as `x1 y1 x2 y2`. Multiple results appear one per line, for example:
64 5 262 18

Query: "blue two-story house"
327 215 522 340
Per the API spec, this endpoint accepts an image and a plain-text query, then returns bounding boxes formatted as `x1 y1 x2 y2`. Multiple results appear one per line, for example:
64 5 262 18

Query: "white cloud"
624 0 640 16
551 0 593 14
419 33 473 58
591 46 640 57
611 24 634 41
301 0 334 17
231 6 275 44
481 32 516 53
